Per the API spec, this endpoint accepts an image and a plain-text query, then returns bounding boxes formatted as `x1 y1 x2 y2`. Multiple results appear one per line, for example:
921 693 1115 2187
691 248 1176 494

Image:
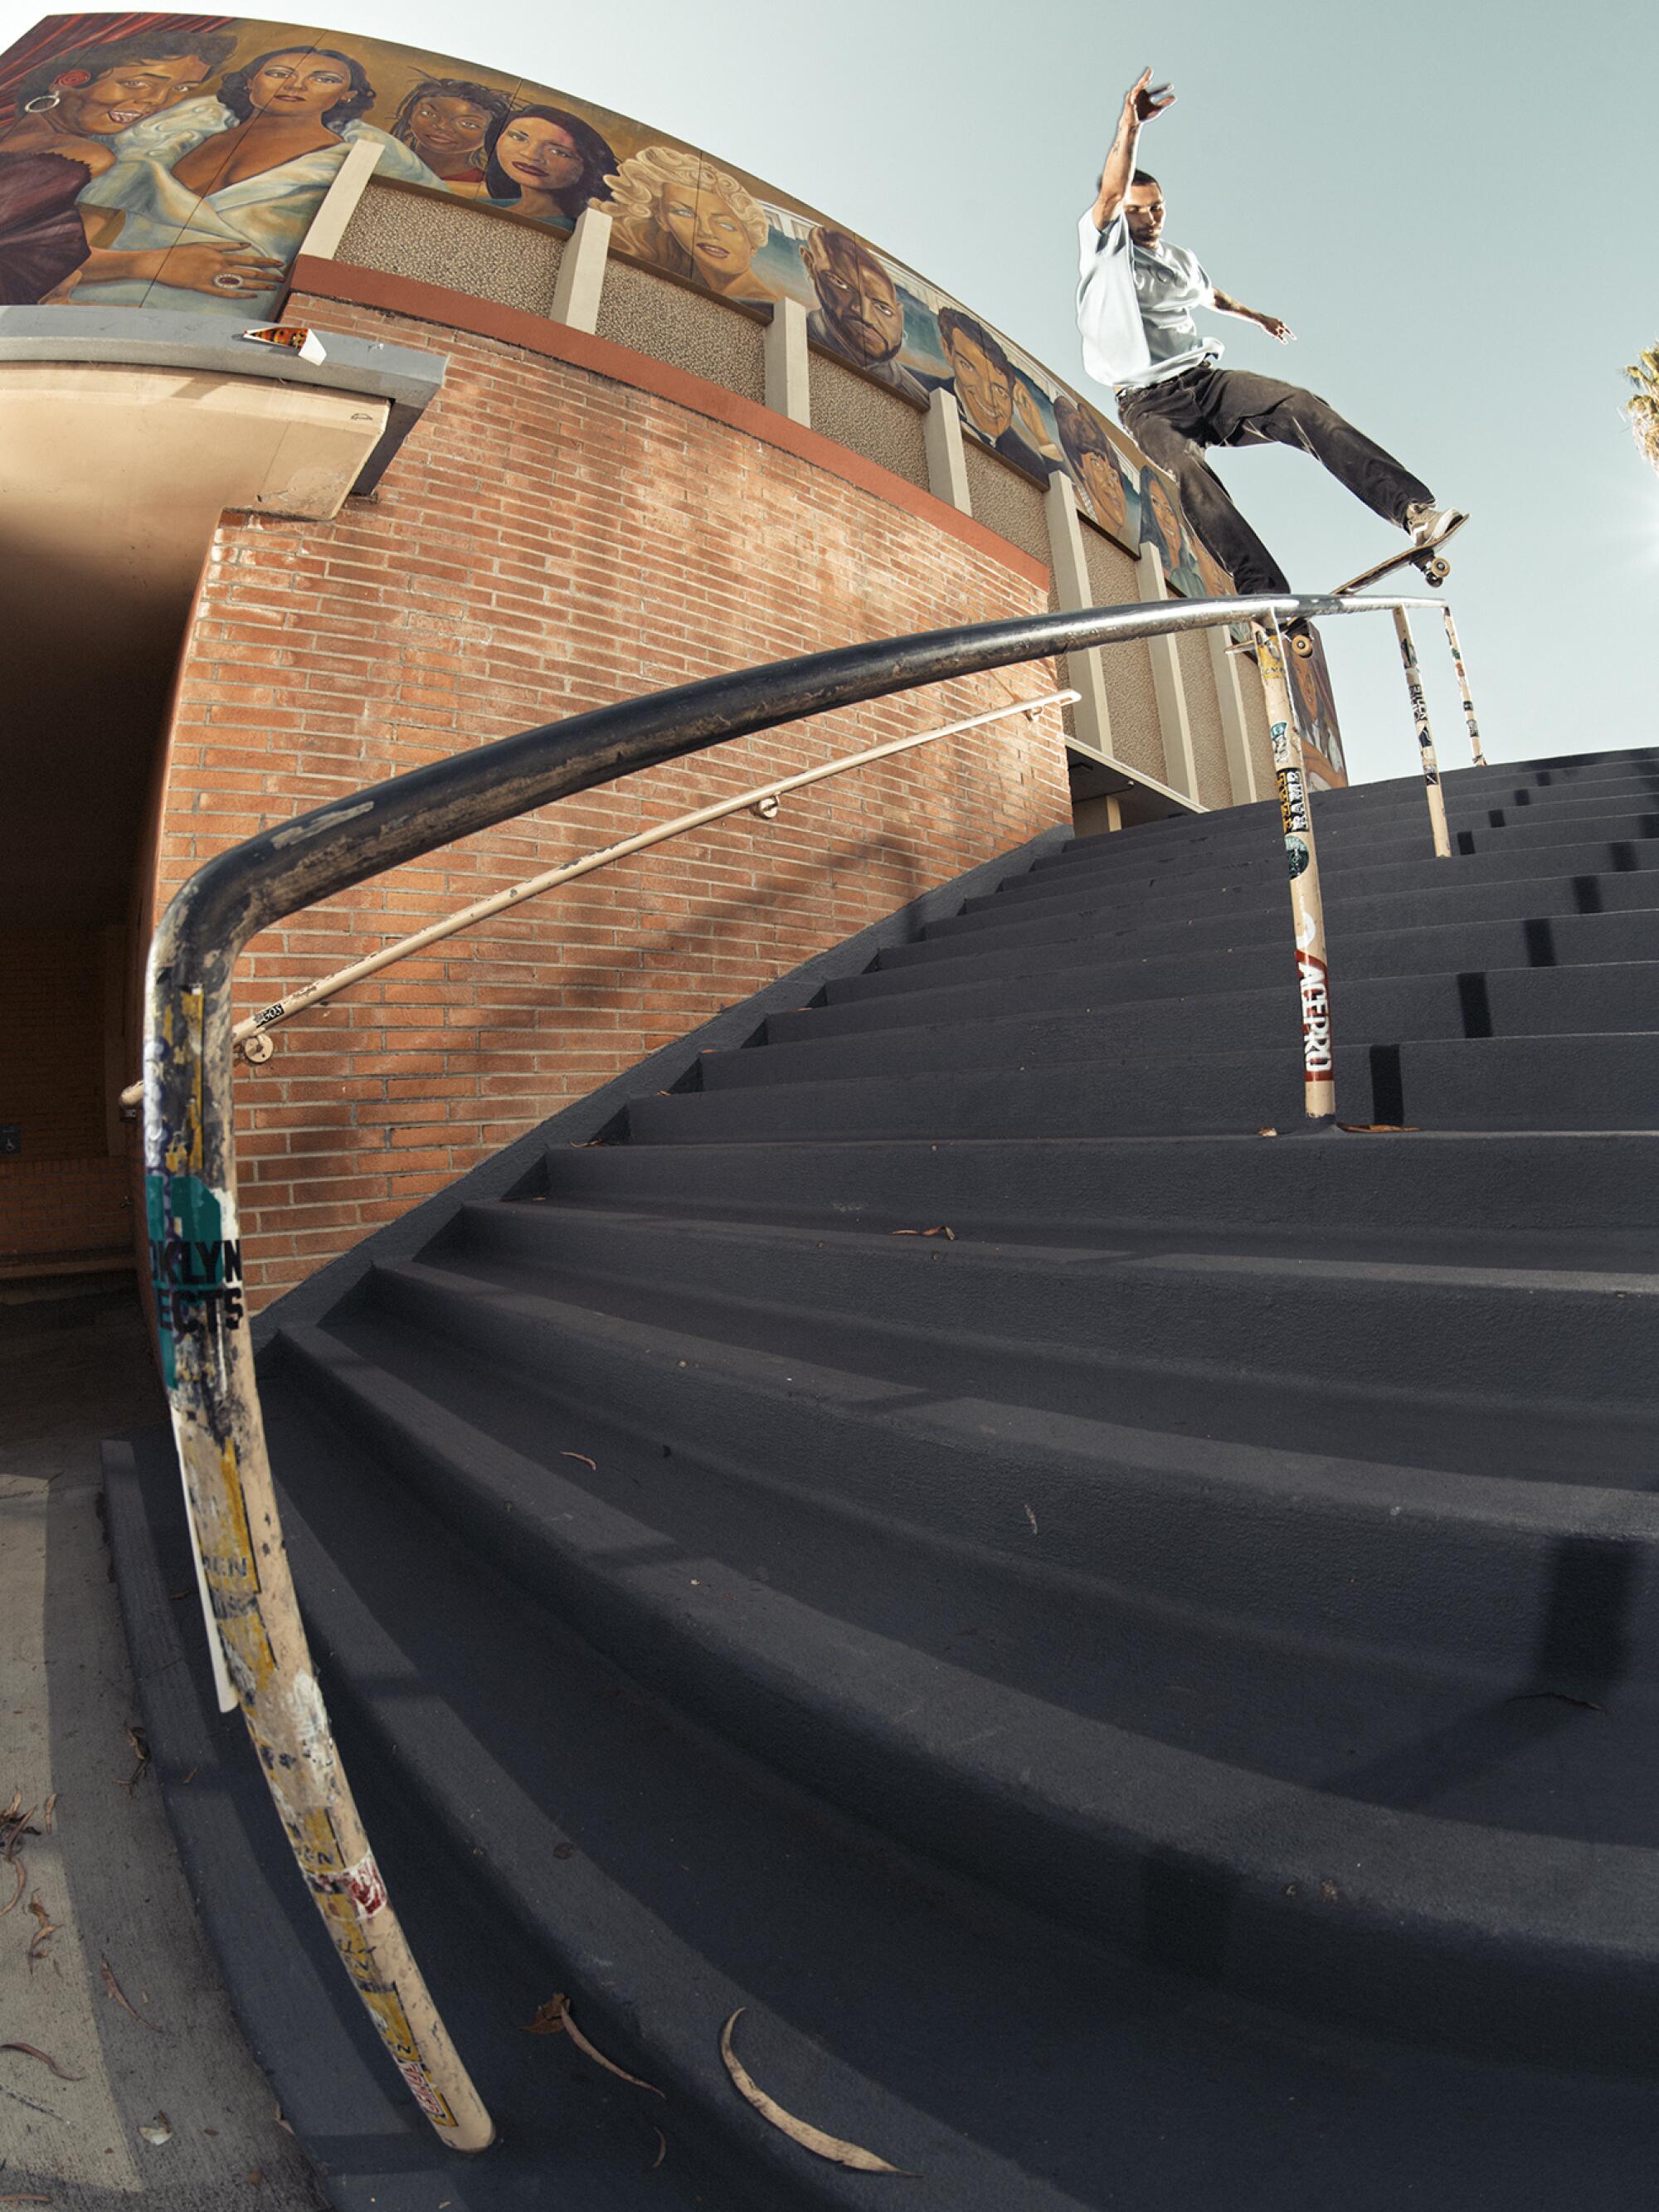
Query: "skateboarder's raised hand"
1127 67 1175 124
1093 67 1174 231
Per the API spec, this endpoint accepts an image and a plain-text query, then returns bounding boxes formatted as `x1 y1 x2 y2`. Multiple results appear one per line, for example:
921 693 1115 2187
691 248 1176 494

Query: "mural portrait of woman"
607 143 775 303
391 75 511 197
0 27 236 303
483 103 615 229
66 41 440 314
1139 463 1205 596
1054 391 1134 544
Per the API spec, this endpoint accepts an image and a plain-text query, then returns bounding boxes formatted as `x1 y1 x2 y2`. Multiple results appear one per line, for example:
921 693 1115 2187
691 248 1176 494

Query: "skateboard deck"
1287 517 1467 655
1329 515 1467 600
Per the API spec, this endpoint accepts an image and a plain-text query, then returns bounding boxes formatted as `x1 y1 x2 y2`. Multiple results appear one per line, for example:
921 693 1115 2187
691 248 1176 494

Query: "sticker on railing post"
145 1170 246 1389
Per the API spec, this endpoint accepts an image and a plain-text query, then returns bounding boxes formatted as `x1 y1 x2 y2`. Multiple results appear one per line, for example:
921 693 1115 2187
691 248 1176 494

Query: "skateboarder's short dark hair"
1131 168 1160 189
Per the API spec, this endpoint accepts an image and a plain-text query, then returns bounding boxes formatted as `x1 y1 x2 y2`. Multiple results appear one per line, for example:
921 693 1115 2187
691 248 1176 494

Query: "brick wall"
153 294 1069 1309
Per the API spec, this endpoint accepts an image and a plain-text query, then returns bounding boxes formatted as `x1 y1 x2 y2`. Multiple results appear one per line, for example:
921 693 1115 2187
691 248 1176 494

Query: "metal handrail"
121 686 1078 1104
139 586 1436 2149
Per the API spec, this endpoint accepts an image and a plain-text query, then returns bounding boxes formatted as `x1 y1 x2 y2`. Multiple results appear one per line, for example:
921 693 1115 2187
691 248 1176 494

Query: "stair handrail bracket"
140 584 1432 2137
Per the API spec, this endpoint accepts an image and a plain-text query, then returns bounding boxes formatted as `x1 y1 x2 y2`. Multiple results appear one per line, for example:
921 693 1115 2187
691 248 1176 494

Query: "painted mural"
0 11 1234 593
1288 625 1346 778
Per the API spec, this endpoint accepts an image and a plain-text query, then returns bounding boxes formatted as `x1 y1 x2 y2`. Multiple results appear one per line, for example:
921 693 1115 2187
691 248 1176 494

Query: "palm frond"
1623 346 1659 473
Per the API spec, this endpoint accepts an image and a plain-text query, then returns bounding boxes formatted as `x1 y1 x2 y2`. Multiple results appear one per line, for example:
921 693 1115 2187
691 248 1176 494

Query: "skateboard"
1299 515 1469 654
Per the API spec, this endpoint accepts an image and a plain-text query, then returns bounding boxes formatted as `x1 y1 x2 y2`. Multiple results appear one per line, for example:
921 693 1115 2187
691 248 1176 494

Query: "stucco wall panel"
155 295 1069 1307
962 448 1050 569
339 179 567 318
593 260 766 402
805 353 928 490
1176 626 1233 809
1081 525 1164 780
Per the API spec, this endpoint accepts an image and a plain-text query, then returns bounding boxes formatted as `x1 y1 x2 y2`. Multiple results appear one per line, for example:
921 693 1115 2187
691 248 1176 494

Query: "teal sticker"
146 1172 244 1388
1286 835 1311 879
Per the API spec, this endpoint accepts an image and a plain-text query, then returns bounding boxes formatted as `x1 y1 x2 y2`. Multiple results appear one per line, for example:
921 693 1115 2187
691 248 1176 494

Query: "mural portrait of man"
924 309 1047 478
800 225 926 401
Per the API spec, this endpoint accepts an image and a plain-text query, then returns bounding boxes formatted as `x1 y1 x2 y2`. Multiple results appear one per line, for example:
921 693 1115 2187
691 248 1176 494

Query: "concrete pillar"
764 294 810 425
1043 472 1112 757
1207 624 1260 803
1136 545 1199 801
550 206 611 333
294 135 382 262
924 386 971 513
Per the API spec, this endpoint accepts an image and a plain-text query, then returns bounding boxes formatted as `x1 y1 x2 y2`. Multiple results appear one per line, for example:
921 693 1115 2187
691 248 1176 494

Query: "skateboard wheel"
1291 633 1315 658
1425 557 1450 584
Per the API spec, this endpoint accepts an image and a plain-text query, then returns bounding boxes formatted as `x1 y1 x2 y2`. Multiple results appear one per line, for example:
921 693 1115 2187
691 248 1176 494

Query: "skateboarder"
1078 69 1465 604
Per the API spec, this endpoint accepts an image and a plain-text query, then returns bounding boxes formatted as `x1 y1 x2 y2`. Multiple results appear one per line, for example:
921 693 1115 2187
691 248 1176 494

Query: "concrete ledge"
0 304 445 495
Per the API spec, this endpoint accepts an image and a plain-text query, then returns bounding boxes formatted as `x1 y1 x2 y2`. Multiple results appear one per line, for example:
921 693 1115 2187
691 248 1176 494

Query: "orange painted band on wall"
286 255 1051 594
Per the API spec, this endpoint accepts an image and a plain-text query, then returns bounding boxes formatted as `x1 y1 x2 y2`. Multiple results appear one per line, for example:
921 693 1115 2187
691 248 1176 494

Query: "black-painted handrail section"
140 586 1428 2146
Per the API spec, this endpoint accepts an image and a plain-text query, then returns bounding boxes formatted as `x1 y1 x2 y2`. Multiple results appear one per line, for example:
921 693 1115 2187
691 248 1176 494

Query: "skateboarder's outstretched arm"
1091 67 1174 231
1209 286 1296 344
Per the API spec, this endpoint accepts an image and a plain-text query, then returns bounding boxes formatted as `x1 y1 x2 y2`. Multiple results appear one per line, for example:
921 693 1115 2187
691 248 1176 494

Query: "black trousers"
1118 365 1433 596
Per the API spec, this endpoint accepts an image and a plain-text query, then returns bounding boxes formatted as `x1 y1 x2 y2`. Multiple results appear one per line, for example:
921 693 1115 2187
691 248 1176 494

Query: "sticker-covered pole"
1394 606 1452 857
144 971 494 2153
1254 620 1335 1121
1442 605 1487 766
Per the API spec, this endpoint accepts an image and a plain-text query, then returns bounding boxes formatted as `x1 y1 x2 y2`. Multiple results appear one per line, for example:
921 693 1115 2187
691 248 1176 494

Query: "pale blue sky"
13 0 1652 781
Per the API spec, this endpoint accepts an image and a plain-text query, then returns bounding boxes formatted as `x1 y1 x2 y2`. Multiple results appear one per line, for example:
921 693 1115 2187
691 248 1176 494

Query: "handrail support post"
1441 605 1487 766
1394 605 1452 858
1254 619 1335 1121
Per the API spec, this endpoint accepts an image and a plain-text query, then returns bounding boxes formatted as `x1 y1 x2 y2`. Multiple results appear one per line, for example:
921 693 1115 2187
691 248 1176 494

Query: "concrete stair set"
109 743 1659 2209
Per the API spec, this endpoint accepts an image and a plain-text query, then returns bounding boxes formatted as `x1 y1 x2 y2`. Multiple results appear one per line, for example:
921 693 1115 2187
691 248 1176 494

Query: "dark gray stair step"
1045 758 1659 862
1063 760 1659 857
721 967 1658 1094
630 1032 1656 1143
1016 822 1659 905
851 882 1659 1002
541 1130 1659 1244
930 843 1659 944
299 1270 1659 1672
259 1393 1098 2210
450 1200 1659 1415
294 1295 1659 1845
1383 1032 1659 1130
1449 808 1659 853
787 924 1659 1043
116 1417 1659 2208
105 1431 744 2212
724 990 1298 1084
787 942 1292 1035
625 1046 1306 1145
951 868 1659 958
990 797 1659 913
265 1308 1659 2071
1036 786 1659 887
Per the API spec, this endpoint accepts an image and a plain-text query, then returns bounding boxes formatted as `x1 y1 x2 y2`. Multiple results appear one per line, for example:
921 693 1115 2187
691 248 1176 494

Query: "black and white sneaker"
1404 501 1468 547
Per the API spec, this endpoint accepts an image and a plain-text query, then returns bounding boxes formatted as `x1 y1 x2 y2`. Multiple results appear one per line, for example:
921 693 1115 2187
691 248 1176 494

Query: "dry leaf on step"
718 2010 910 2174
527 1994 664 2096
0 2040 85 2082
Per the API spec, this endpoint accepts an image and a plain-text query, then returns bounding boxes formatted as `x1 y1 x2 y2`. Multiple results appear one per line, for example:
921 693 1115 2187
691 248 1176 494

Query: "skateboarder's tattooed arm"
1209 287 1296 343
1092 66 1173 231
